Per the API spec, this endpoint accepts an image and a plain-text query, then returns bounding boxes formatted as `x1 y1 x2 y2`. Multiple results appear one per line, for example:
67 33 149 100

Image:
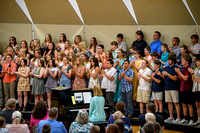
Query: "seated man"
138 103 164 128
37 107 67 133
0 98 16 124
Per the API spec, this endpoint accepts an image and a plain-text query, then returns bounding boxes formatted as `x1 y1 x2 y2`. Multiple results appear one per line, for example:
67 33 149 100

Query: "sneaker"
173 118 181 123
193 119 200 125
188 120 194 125
178 119 188 124
164 117 174 123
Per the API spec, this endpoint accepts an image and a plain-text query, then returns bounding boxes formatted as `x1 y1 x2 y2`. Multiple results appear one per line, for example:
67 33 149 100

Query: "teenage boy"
144 47 153 64
118 60 134 117
132 30 147 57
163 55 181 123
100 59 117 112
147 60 163 113
129 47 136 63
117 33 128 56
175 54 194 124
189 34 200 57
110 41 118 60
169 37 181 57
137 60 152 114
188 54 200 125
150 31 162 57
149 52 159 71
97 44 106 62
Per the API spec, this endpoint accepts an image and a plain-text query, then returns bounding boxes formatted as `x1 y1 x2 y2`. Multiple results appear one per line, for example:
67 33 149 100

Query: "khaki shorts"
152 92 163 101
137 89 150 103
165 90 179 103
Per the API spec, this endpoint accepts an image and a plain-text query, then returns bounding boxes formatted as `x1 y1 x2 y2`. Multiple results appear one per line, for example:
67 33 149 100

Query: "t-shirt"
0 109 15 124
193 67 200 92
164 65 178 90
152 68 162 92
6 124 30 133
138 67 152 90
180 65 193 92
190 44 200 57
161 51 169 63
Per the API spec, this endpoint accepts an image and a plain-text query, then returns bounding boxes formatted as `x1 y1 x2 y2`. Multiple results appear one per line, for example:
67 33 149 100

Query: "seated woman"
69 109 93 133
89 85 106 122
5 111 30 133
0 117 9 133
30 100 48 127
108 101 131 127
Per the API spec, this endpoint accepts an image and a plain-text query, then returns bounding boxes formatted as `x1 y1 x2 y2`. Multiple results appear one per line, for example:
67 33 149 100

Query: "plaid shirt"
119 68 134 92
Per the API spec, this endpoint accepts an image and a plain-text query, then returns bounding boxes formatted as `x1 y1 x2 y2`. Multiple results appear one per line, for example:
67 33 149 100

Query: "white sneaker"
164 117 174 123
173 118 181 123
178 118 188 124
188 120 194 125
193 119 200 125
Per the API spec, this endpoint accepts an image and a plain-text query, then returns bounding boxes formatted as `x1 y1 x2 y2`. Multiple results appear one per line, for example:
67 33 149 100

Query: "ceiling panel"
132 0 195 25
0 0 30 23
25 0 82 24
187 0 200 24
77 0 136 25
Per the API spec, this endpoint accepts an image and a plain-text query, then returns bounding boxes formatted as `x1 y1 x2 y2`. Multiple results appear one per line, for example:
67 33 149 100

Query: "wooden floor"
131 125 184 133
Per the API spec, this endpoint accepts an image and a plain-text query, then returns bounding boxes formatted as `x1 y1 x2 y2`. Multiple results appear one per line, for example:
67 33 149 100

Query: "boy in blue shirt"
129 47 136 63
162 55 181 123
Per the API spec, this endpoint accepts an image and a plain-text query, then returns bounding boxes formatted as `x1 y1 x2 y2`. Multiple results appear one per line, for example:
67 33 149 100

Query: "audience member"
69 109 93 133
0 117 9 133
143 122 156 133
108 101 131 126
30 100 48 127
37 107 67 133
132 30 147 57
137 60 152 114
90 125 100 133
138 103 164 128
42 124 51 133
150 31 162 57
89 85 106 122
6 111 30 133
153 122 162 133
115 119 125 133
0 98 16 124
106 123 120 133
145 113 156 122
119 60 134 117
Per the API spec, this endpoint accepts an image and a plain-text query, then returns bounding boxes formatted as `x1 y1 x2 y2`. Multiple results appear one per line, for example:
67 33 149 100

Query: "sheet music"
83 92 92 104
74 93 83 101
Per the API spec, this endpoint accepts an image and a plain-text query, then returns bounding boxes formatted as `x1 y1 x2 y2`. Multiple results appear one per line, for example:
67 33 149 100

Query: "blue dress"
59 65 72 89
113 58 126 102
89 96 106 122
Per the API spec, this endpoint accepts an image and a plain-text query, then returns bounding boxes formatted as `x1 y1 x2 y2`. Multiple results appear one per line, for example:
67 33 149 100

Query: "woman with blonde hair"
6 111 30 133
81 53 90 88
2 46 17 62
72 35 82 54
67 52 76 66
72 57 86 90
77 41 90 57
55 52 64 67
89 85 106 122
64 40 73 56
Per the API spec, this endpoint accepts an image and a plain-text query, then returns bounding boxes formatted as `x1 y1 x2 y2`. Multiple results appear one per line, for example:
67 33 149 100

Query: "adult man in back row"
150 31 162 57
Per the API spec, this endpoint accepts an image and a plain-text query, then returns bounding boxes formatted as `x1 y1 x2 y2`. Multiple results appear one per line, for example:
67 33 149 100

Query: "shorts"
180 91 194 104
165 90 179 103
137 89 150 103
152 92 163 101
194 91 200 102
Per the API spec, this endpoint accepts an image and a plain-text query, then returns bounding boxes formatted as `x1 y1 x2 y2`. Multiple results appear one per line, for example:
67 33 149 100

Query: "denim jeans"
121 90 133 115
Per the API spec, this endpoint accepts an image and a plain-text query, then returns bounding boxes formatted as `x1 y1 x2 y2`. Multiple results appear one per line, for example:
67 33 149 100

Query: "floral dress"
17 66 30 91
72 67 85 90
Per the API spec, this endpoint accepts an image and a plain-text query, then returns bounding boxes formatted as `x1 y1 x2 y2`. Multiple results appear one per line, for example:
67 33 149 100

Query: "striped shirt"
89 96 106 122
193 68 200 92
